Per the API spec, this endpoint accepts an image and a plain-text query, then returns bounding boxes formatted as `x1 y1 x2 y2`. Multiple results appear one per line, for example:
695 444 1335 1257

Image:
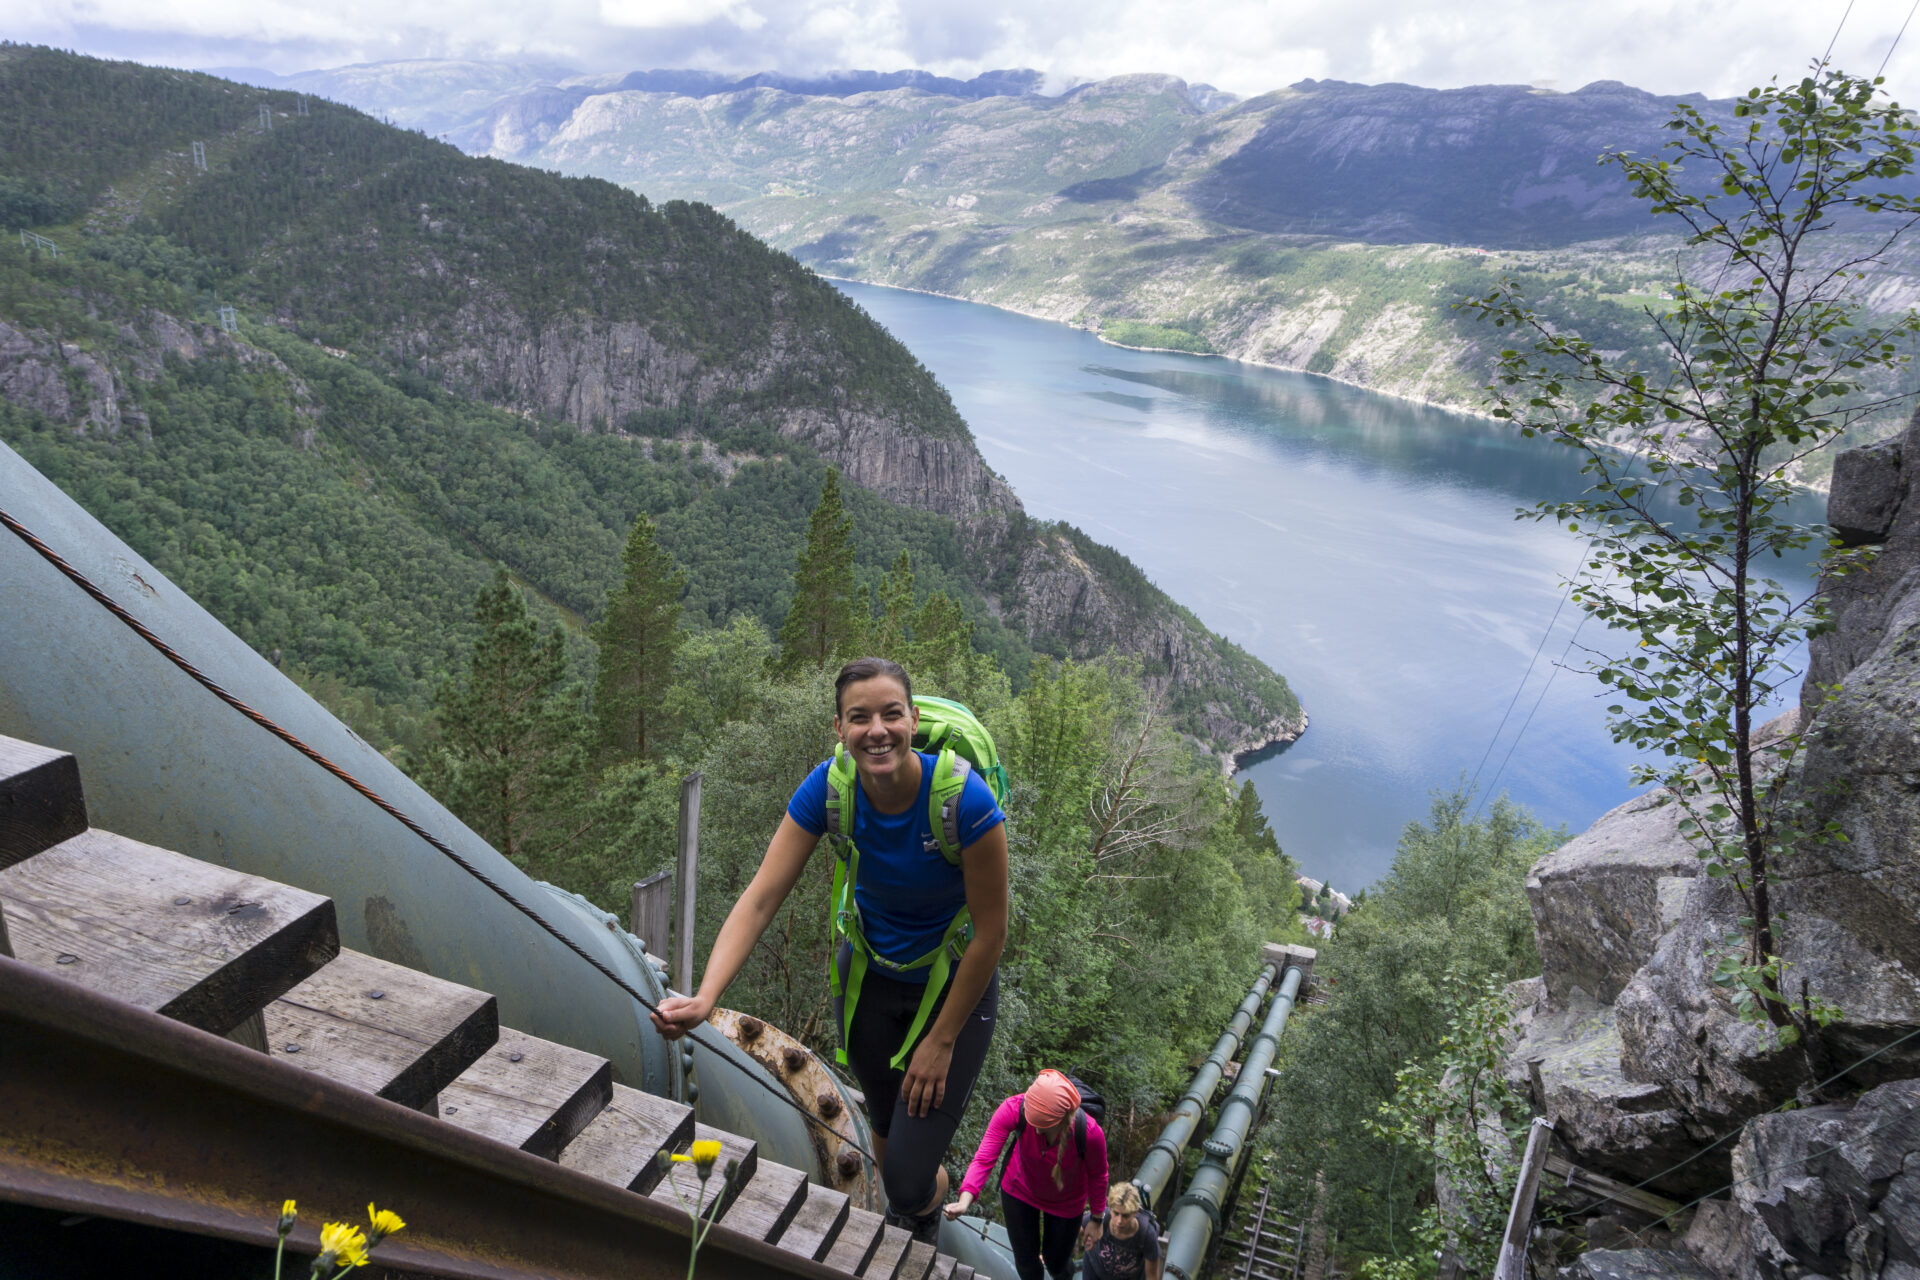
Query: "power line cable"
0 504 876 1167
1880 0 1920 77
1467 541 1591 801
1473 608 1591 818
1827 0 1859 67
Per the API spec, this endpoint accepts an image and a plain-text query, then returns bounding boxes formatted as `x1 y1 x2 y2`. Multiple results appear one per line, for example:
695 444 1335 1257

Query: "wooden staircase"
0 733 977 1280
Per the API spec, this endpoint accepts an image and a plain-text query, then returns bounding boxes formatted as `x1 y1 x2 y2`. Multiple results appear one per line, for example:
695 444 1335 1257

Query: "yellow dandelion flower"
319 1221 370 1269
278 1200 298 1232
672 1138 726 1179
367 1204 406 1242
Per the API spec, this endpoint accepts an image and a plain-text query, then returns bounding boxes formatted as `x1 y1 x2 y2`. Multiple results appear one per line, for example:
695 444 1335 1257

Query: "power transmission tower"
260 104 272 132
219 306 239 333
18 230 57 257
192 140 207 171
296 95 309 116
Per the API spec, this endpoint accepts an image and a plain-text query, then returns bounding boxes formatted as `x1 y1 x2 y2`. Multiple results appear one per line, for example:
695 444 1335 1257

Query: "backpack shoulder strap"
823 745 858 846
926 745 971 865
1074 1108 1088 1162
996 1099 1027 1187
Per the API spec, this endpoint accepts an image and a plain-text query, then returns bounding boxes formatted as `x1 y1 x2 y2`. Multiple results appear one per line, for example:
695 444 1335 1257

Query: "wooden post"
630 871 670 957
1493 1117 1555 1280
673 773 701 995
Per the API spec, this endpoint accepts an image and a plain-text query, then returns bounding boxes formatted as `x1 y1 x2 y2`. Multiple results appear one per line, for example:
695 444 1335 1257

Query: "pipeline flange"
1201 1137 1233 1159
1168 1188 1223 1235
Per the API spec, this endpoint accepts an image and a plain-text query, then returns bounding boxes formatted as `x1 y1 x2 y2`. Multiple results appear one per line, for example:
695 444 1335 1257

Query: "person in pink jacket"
947 1070 1110 1280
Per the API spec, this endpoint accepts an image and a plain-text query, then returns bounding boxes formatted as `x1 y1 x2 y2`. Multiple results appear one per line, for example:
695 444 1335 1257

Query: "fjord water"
836 280 1828 891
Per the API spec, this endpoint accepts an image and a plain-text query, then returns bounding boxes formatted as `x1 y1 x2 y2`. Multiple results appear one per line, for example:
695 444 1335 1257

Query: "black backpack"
997 1074 1107 1185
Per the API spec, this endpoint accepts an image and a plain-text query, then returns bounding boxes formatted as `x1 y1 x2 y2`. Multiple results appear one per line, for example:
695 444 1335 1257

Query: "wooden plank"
650 1124 757 1224
824 1205 886 1275
925 1254 958 1280
437 1026 612 1160
0 829 337 1033
863 1225 912 1280
226 1009 268 1052
719 1156 807 1243
778 1180 851 1262
898 1238 938 1280
559 1081 695 1194
1492 1118 1554 1280
0 736 87 870
952 1265 975 1280
263 948 498 1109
1545 1154 1683 1219
673 774 701 993
630 871 670 956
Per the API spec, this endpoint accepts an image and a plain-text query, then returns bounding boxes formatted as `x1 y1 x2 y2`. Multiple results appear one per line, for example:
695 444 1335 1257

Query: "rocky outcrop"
1512 409 1920 1211
1674 1079 1920 1279
997 525 1307 759
1528 788 1701 1006
0 312 298 439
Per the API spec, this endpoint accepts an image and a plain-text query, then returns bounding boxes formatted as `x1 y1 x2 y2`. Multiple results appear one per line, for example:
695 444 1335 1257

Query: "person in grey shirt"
1083 1183 1162 1280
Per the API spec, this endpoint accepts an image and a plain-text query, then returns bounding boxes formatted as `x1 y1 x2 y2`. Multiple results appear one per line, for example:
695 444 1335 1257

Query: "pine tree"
873 549 915 658
1232 781 1284 859
778 468 864 670
593 512 686 760
432 570 581 863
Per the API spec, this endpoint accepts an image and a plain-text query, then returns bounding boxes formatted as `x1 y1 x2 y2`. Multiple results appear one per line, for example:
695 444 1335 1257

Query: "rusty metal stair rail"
0 954 853 1280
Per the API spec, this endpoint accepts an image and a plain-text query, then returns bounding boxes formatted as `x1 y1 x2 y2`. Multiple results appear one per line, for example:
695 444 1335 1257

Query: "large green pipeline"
1131 962 1278 1215
0 440 867 1185
1161 964 1305 1280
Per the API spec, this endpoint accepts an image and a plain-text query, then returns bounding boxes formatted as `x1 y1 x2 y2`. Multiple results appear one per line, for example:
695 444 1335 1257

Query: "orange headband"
1024 1069 1081 1129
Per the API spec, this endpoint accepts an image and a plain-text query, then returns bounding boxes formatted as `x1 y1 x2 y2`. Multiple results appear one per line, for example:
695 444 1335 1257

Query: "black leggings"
1002 1190 1080 1280
833 948 998 1214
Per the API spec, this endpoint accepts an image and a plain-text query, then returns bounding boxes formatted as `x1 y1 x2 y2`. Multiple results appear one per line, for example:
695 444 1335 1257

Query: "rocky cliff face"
1507 411 1920 1275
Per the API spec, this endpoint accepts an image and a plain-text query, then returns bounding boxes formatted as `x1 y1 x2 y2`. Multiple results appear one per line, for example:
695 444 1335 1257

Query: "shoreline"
823 272 1502 424
1225 715 1309 778
827 273 1845 491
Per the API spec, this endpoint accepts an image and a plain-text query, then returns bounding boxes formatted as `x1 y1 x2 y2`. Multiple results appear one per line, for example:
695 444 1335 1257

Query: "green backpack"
824 695 1010 1069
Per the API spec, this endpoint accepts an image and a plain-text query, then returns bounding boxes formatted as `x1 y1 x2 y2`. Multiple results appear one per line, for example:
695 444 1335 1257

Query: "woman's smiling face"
835 675 918 783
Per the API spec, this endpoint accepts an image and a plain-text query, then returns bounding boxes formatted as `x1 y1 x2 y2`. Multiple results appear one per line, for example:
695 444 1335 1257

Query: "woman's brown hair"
834 657 913 714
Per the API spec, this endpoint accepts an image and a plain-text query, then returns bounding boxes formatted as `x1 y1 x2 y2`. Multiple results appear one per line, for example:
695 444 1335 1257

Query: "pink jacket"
961 1094 1110 1217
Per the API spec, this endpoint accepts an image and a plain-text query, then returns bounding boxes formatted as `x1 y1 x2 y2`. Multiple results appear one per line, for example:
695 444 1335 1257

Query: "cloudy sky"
13 0 1920 103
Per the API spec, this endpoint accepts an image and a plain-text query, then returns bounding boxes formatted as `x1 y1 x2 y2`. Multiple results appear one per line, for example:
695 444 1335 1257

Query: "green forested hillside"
0 45 1299 760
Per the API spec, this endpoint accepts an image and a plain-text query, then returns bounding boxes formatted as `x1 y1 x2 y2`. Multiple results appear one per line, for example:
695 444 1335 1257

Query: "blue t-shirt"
789 750 1005 981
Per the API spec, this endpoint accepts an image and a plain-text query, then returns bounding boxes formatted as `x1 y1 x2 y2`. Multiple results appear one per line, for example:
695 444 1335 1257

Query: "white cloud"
13 0 1920 106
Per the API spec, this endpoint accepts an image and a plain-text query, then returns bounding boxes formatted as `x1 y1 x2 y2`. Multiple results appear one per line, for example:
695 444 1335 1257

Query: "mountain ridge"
0 46 1302 761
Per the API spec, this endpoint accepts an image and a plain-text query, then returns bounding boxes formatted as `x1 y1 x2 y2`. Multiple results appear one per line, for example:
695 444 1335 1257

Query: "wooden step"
899 1238 938 1280
0 828 337 1034
778 1179 851 1262
650 1124 756 1223
0 736 86 870
952 1264 975 1280
262 948 497 1109
719 1156 807 1244
559 1082 695 1194
437 1025 612 1159
864 1224 913 1280
926 1254 958 1280
824 1204 886 1275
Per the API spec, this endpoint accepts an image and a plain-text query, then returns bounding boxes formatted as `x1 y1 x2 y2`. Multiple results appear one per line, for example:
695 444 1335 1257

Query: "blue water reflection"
834 281 1826 890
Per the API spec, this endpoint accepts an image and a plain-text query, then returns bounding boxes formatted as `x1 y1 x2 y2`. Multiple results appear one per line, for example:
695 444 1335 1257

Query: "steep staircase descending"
1215 1181 1308 1280
0 733 980 1280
